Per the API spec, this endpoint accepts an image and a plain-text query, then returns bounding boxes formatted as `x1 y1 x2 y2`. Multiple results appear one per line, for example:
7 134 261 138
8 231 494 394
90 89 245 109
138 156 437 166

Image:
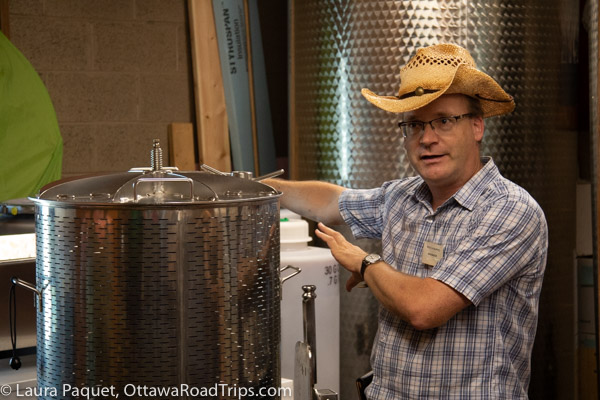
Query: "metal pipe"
302 284 317 384
11 277 41 309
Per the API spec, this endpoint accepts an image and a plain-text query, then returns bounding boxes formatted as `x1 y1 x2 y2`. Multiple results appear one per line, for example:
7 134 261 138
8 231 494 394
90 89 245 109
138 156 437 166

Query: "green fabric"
0 31 63 202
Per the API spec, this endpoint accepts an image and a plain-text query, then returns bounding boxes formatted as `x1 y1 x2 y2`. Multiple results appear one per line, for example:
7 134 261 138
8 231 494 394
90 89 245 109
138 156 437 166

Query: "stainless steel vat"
15 141 287 399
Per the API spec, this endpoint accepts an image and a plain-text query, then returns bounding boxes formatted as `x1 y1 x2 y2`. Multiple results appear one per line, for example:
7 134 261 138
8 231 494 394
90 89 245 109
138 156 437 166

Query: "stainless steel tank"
14 140 291 400
290 1 577 398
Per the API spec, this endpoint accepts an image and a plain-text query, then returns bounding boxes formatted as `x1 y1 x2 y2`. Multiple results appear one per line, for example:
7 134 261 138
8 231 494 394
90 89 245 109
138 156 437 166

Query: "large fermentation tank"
290 1 577 398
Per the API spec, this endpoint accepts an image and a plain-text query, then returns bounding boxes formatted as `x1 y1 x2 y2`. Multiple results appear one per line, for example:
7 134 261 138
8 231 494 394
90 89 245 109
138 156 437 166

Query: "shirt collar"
452 157 498 211
413 157 499 212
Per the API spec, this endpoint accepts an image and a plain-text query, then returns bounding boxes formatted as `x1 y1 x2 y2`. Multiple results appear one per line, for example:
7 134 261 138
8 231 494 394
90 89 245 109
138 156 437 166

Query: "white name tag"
422 241 444 266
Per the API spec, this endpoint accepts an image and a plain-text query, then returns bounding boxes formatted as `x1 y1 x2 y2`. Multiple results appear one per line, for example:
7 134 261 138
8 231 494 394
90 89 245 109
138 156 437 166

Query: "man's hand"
315 222 368 291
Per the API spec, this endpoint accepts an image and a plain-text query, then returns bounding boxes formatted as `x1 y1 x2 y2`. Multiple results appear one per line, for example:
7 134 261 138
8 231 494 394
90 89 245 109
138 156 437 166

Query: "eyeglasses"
398 113 473 139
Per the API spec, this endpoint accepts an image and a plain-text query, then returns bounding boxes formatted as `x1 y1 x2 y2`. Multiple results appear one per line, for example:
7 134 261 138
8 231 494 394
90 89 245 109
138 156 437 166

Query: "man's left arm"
315 223 471 331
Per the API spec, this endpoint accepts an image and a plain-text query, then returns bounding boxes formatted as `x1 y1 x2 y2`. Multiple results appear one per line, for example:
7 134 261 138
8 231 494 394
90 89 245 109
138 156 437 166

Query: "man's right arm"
262 179 346 226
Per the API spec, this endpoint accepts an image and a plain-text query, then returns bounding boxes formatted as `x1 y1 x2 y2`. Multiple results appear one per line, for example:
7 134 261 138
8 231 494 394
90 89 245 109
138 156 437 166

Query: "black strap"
356 370 374 399
9 280 21 370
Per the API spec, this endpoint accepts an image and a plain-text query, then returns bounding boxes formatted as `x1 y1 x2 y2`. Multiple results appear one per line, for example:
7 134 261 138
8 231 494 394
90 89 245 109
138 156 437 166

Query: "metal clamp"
252 169 285 181
200 164 229 176
133 177 194 201
201 164 285 181
280 265 301 285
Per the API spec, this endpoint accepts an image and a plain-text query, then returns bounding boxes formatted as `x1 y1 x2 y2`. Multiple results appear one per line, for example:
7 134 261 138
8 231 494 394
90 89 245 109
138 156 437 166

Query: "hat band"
398 88 438 99
475 94 513 103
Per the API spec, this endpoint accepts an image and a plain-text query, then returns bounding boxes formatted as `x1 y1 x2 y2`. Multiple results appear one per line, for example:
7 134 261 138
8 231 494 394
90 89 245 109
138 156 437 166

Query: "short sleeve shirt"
339 157 548 399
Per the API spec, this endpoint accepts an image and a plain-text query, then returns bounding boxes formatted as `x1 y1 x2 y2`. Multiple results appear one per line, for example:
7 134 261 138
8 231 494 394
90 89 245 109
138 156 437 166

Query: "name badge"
422 241 444 266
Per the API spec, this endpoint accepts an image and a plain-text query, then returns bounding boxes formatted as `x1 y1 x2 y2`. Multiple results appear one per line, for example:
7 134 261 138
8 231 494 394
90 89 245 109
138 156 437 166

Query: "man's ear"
472 116 484 142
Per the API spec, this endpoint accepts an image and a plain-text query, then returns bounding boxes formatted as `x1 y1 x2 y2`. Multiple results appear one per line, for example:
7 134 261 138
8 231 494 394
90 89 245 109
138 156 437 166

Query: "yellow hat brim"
361 65 515 118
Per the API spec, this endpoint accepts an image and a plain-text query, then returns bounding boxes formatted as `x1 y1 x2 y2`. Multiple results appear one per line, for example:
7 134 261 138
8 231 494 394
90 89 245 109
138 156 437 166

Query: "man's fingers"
317 222 345 243
314 227 331 242
346 272 363 292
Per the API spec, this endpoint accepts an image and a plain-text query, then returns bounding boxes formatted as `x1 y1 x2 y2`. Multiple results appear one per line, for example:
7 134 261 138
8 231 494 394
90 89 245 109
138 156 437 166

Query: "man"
266 44 548 398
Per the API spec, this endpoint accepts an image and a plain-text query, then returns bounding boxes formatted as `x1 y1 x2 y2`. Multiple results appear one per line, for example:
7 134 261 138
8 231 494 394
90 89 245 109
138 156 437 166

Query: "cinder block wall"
8 0 194 176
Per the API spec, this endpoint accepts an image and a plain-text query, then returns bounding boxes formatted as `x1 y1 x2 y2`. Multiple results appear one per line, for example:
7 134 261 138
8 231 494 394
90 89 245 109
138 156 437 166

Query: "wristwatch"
361 253 382 279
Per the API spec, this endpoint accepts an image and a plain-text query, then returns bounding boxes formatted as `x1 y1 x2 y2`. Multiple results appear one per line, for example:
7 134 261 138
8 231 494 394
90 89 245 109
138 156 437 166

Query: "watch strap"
361 254 382 279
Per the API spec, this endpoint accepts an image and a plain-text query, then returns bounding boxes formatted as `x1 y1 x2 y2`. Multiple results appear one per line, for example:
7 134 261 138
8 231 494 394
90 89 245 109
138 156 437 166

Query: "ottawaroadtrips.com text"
2 383 293 399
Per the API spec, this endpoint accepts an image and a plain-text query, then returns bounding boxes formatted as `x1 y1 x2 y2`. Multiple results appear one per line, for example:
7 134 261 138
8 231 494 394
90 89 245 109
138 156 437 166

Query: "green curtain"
0 31 62 202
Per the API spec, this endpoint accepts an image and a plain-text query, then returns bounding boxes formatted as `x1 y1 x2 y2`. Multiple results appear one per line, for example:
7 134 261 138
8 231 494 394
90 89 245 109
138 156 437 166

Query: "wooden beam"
187 0 231 172
0 0 10 39
243 0 260 176
168 123 196 171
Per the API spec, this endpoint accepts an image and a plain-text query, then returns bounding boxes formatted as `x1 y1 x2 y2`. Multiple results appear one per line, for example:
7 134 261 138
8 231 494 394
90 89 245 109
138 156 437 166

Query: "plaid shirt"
339 158 548 399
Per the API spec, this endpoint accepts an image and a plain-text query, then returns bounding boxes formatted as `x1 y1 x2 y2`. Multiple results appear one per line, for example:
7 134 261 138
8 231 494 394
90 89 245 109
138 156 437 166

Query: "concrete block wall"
8 0 194 176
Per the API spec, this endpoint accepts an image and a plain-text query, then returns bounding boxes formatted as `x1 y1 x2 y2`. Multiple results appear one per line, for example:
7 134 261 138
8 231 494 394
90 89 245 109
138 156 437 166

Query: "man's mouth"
420 154 444 160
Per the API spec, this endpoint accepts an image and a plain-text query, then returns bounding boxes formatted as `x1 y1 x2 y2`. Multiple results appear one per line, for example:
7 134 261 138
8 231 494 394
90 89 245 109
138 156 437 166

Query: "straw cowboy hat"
361 43 515 118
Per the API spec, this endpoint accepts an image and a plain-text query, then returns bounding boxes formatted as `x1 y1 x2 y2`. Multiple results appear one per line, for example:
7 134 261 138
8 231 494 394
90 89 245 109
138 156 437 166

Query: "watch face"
365 254 381 264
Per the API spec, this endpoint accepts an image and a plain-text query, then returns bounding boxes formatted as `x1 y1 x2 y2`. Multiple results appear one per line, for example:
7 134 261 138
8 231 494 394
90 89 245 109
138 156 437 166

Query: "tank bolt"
151 139 163 171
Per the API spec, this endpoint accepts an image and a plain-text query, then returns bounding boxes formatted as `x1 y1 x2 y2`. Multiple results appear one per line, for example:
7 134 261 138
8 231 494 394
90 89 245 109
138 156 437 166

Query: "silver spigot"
302 285 318 384
294 285 339 400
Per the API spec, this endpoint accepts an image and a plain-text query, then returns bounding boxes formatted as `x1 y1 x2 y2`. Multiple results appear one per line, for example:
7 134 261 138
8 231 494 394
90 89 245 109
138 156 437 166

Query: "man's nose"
419 122 438 145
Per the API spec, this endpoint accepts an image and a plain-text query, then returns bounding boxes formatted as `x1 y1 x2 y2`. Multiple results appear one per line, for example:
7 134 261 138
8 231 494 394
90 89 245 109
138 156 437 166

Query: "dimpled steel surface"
34 201 281 400
291 0 573 398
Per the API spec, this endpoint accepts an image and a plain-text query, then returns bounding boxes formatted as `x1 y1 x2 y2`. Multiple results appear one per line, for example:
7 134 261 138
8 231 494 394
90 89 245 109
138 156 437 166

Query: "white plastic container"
280 210 340 393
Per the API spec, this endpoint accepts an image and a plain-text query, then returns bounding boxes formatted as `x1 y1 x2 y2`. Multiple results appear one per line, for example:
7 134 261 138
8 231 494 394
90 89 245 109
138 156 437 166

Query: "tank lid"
280 208 302 220
35 140 282 205
280 215 312 244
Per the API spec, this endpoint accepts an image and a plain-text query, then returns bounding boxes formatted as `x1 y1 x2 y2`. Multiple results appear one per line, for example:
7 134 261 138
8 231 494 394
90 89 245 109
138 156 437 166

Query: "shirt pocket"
427 217 477 261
